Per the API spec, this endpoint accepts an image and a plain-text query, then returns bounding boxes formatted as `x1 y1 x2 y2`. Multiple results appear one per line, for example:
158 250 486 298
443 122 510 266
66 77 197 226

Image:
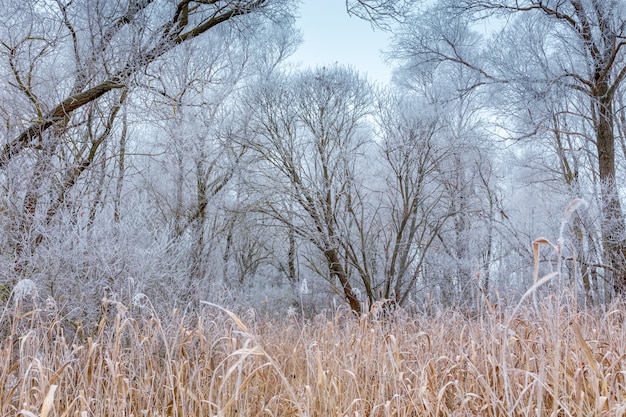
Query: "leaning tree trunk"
324 248 362 314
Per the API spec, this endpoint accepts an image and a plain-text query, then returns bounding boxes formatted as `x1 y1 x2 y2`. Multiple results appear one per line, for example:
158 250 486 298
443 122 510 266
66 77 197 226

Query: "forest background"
1 0 625 320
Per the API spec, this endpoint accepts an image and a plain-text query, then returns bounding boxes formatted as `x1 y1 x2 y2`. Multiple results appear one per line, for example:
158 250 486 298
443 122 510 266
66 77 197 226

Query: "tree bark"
595 90 626 294
325 247 362 314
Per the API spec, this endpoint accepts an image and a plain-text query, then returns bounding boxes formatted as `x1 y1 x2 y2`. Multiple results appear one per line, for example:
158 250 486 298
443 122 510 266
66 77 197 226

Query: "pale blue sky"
287 0 393 85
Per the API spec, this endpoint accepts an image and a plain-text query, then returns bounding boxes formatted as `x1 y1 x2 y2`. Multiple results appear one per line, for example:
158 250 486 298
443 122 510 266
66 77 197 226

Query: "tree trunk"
287 226 297 282
114 106 128 224
595 88 626 295
325 248 361 314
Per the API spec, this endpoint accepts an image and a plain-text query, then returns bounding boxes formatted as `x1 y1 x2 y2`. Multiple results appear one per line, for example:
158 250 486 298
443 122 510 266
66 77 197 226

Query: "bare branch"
0 0 269 169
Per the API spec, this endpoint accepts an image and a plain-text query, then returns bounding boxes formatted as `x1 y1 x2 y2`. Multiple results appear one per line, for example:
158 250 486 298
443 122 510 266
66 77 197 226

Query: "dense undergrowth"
2 290 626 417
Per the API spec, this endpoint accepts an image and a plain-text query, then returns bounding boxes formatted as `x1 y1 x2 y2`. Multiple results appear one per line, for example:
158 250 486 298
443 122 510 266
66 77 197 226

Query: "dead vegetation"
1 292 626 417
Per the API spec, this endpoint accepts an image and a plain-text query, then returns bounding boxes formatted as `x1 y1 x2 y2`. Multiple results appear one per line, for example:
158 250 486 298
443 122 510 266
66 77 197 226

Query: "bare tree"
374 88 501 309
0 0 279 167
346 0 414 27
390 0 626 295
0 0 285 268
134 15 297 297
374 94 449 306
0 0 296 314
246 66 374 313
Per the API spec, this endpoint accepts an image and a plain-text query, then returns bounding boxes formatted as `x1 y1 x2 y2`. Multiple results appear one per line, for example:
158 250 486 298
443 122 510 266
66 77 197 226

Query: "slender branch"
0 0 267 169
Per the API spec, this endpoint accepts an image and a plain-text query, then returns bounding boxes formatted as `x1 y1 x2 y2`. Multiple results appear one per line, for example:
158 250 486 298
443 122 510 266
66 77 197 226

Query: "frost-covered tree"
244 63 503 312
245 65 374 313
136 18 297 299
0 0 297 319
0 0 289 251
389 0 626 298
374 88 502 309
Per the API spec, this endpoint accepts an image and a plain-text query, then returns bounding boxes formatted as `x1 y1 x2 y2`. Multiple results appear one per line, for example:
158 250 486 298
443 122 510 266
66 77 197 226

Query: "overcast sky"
287 0 393 85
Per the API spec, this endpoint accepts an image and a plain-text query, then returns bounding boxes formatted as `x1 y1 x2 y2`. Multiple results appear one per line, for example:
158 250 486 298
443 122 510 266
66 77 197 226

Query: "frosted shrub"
12 279 38 308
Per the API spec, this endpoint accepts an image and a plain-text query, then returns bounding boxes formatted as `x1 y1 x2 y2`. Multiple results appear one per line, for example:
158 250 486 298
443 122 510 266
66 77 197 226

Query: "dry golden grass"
2 295 626 417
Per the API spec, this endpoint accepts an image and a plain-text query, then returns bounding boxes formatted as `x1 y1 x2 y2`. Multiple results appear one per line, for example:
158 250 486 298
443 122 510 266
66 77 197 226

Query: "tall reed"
2 291 625 416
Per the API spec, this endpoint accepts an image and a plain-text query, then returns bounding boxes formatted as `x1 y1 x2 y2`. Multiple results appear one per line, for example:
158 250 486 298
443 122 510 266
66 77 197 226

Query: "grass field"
2 294 626 416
